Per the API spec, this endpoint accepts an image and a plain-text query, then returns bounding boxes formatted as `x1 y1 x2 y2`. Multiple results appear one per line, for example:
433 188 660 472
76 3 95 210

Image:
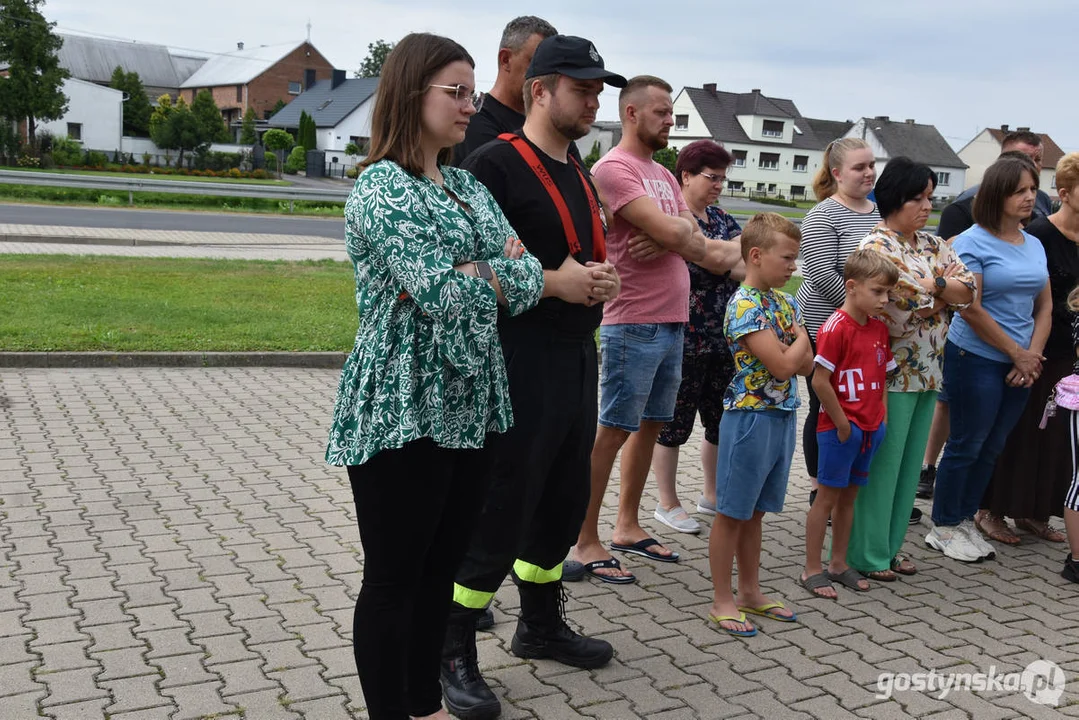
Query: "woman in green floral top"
848 158 975 581
325 34 543 720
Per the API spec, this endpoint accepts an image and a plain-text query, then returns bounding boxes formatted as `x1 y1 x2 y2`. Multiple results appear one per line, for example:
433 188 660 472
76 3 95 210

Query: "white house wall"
38 78 123 152
667 137 824 199
670 90 711 143
956 129 1001 191
317 97 375 153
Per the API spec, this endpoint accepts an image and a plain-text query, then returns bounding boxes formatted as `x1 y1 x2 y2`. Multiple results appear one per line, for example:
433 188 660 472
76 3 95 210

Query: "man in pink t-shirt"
574 75 739 583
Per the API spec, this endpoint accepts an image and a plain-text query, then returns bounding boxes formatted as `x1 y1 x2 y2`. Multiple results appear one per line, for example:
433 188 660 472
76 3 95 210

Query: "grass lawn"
4 167 290 186
0 256 357 351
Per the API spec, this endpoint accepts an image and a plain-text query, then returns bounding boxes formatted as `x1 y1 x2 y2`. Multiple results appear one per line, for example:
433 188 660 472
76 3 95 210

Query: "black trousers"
453 331 597 607
802 336 820 478
348 438 490 719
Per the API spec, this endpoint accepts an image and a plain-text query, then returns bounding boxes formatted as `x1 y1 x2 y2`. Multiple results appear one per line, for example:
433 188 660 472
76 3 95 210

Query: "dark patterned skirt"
981 355 1075 520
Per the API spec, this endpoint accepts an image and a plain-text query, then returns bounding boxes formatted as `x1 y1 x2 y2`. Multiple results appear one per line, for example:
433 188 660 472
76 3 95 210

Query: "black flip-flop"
610 538 680 563
828 567 871 591
582 558 636 585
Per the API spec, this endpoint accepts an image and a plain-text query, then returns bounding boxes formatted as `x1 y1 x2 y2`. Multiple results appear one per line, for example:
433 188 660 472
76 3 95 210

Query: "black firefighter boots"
511 580 613 668
441 609 500 720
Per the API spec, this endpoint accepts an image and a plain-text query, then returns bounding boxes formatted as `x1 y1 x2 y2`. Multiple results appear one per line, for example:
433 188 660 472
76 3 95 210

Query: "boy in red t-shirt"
800 250 899 598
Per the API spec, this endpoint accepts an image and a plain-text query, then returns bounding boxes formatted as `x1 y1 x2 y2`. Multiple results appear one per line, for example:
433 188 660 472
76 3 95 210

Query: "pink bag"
1039 374 1079 429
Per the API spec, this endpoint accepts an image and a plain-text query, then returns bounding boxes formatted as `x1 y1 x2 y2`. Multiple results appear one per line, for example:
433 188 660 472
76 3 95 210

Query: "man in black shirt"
440 36 627 720
451 16 557 166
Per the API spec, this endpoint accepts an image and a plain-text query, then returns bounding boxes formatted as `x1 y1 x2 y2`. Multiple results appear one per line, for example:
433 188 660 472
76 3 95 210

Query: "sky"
41 0 1079 153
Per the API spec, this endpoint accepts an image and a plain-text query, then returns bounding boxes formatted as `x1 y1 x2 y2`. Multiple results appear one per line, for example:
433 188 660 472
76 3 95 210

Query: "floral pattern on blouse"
685 206 742 355
326 160 545 466
859 224 976 393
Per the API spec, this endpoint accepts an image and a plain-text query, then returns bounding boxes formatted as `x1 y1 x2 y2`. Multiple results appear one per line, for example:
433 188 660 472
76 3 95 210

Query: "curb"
0 352 348 369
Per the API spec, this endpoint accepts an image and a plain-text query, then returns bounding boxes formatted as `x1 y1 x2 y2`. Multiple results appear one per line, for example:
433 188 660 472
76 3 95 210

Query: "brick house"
179 41 335 132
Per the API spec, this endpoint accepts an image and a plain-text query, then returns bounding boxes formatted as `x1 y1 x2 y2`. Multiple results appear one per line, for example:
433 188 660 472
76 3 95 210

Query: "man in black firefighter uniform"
440 36 627 720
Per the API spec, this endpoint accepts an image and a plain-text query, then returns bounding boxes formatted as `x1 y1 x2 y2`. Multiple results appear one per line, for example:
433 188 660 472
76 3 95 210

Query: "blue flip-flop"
609 537 680 563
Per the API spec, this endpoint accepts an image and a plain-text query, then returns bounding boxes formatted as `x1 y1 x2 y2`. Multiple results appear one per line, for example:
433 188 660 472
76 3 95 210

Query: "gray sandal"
828 567 871 591
800 572 835 598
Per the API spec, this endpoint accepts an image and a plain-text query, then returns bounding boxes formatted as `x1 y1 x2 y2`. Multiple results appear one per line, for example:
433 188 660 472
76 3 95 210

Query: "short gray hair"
500 16 557 51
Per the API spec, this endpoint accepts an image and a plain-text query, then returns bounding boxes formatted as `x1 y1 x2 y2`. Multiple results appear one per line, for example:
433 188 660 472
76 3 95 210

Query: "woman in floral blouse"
325 34 544 720
849 157 975 581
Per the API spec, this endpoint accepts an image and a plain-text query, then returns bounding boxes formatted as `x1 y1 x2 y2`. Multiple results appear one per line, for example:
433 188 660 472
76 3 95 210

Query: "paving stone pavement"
1 368 1077 719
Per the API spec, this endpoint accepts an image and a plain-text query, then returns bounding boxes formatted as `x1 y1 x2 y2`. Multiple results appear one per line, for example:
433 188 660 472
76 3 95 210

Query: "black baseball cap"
525 35 627 88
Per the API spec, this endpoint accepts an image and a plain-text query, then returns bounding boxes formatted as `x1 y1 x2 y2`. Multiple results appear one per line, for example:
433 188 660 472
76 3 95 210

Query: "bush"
52 136 83 166
16 155 41 168
265 154 277 171
284 146 306 175
83 150 109 168
345 166 359 179
752 196 798 208
142 152 152 166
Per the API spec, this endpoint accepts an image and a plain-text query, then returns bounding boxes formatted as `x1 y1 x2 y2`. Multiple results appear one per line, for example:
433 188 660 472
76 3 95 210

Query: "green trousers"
847 391 938 573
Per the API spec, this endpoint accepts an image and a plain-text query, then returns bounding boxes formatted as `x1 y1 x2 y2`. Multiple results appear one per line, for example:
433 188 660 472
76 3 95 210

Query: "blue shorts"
714 409 796 520
816 423 887 489
599 323 684 432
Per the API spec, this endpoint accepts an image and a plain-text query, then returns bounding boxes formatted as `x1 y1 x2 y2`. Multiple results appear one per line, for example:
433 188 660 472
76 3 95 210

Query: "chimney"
905 118 915 124
304 68 316 91
702 83 716 94
751 88 761 94
237 42 244 51
1000 124 1009 132
1017 126 1030 132
875 115 889 121
331 69 346 90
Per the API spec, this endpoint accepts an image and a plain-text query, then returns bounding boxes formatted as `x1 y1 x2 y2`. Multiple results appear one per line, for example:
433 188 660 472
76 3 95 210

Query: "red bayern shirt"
815 310 896 432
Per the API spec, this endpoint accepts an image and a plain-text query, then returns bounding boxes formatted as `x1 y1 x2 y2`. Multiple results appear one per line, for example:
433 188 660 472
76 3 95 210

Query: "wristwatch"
474 261 494 281
933 276 947 297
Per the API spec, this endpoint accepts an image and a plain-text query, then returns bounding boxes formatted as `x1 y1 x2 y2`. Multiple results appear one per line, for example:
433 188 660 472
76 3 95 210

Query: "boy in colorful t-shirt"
708 213 814 637
800 250 899 599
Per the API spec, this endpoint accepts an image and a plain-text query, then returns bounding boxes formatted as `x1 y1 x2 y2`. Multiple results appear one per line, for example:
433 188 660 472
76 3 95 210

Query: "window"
732 150 747 167
1052 174 1057 189
236 85 243 102
793 155 808 173
675 114 689 130
768 183 777 194
727 180 744 192
790 185 806 199
762 120 784 138
759 152 779 170
936 171 950 186
67 122 82 141
756 182 766 192
288 81 302 95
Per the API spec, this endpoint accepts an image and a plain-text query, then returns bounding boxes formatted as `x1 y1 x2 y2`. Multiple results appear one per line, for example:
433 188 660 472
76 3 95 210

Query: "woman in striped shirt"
795 138 880 502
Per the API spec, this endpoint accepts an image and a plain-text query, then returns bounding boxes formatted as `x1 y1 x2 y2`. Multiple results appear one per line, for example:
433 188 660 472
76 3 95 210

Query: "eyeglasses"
697 171 726 185
429 84 480 107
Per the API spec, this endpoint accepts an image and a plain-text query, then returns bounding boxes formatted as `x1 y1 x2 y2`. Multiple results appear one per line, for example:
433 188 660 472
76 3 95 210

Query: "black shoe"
511 581 613 669
441 612 501 720
475 607 494 631
910 507 923 525
1063 554 1079 584
916 465 935 499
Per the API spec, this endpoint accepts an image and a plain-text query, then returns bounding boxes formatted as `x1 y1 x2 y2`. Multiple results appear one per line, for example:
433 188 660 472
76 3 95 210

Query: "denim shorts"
714 409 796 520
599 323 684 432
816 423 887 489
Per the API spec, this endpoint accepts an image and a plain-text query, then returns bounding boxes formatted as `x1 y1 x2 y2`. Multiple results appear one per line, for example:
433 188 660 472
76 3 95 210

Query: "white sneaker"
959 519 996 560
925 525 983 563
654 504 701 534
696 495 717 516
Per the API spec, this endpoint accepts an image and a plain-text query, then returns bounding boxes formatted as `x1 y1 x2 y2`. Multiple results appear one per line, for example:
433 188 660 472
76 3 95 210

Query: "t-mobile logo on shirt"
642 178 677 214
836 368 880 402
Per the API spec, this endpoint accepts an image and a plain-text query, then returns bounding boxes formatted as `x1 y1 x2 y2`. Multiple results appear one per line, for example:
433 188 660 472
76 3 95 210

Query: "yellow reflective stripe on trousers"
512 559 562 584
453 583 495 609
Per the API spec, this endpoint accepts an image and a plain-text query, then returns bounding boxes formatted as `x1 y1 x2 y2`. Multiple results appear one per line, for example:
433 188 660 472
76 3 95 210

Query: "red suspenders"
496 133 607 263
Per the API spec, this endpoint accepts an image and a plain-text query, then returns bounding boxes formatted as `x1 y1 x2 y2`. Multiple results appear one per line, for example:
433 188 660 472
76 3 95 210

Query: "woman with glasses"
325 33 543 720
647 140 744 534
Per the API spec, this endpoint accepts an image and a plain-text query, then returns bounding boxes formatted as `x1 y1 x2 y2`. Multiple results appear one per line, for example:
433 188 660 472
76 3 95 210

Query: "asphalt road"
0 202 345 239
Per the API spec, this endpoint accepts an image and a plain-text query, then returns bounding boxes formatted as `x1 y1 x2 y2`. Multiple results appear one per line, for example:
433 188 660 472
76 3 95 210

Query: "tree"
109 66 152 136
0 0 69 144
150 95 201 165
652 147 677 174
298 111 316 152
262 128 293 178
584 141 601 169
355 39 394 78
344 141 360 157
239 107 257 145
284 145 306 174
190 89 231 144
266 99 286 120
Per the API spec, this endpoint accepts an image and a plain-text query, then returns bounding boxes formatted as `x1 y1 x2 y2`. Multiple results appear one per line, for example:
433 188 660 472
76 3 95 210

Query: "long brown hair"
362 33 475 175
813 138 870 201
972 153 1039 235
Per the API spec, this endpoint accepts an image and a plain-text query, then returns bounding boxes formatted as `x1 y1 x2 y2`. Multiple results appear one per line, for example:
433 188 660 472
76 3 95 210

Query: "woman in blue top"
927 154 1052 563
